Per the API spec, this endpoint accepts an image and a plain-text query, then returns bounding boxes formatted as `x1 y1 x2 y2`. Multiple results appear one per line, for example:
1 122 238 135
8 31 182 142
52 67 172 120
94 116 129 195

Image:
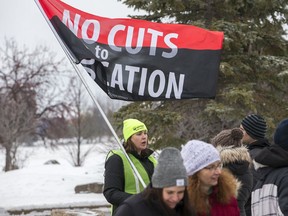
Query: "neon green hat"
123 119 148 142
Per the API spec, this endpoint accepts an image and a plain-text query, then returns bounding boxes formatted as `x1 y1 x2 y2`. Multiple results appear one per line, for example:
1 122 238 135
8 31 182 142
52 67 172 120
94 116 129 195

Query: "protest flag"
36 0 224 101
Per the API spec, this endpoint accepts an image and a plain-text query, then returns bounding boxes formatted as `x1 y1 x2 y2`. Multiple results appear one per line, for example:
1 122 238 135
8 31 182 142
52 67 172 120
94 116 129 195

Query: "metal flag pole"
34 0 147 189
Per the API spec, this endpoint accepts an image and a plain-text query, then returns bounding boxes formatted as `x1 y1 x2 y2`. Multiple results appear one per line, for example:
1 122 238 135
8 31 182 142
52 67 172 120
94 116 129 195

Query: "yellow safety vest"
107 149 157 194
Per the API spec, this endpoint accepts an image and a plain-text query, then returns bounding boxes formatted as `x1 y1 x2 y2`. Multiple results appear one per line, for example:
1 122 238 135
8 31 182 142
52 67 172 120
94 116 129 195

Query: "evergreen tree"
114 0 288 148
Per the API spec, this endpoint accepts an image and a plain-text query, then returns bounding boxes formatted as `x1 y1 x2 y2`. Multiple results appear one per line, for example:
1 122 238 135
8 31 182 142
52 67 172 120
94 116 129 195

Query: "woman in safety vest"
114 147 196 216
103 118 157 215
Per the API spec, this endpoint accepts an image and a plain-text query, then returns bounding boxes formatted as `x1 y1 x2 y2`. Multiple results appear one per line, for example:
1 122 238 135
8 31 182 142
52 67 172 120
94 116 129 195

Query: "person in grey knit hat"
152 147 187 188
239 114 270 216
114 147 195 216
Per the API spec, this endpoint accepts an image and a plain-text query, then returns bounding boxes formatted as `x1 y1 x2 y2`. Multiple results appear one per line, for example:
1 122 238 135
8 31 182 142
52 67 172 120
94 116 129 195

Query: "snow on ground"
0 140 117 215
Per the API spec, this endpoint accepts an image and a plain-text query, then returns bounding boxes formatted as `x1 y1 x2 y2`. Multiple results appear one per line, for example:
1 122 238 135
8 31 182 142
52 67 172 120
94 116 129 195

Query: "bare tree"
63 75 117 166
0 91 35 170
63 76 94 166
0 38 67 171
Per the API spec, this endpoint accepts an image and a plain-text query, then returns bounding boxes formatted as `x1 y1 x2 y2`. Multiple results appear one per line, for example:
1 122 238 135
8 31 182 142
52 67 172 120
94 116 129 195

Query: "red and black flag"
36 0 224 101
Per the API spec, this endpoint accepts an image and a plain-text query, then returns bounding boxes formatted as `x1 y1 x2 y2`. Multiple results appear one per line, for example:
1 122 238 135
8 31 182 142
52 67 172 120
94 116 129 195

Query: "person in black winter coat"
239 114 270 216
114 147 195 216
251 118 288 215
211 128 253 216
103 119 157 215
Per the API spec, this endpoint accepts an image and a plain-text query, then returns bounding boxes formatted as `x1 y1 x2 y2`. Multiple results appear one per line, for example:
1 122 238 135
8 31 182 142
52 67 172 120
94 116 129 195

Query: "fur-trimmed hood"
217 146 252 216
216 146 251 164
216 145 251 176
217 168 241 199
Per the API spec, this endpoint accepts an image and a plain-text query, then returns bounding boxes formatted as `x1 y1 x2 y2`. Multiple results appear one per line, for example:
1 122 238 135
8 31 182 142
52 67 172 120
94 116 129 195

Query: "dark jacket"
254 144 288 167
114 185 195 216
216 146 253 216
251 145 288 215
103 149 155 215
246 138 270 186
244 138 270 216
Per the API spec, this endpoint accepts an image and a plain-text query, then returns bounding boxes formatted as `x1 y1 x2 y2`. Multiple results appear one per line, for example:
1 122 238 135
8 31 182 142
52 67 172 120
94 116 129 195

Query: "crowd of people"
103 115 288 216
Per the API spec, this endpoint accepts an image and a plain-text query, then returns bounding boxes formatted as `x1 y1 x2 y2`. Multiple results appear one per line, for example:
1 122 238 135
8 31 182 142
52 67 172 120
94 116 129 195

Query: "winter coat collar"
254 144 288 168
129 148 154 159
246 138 270 151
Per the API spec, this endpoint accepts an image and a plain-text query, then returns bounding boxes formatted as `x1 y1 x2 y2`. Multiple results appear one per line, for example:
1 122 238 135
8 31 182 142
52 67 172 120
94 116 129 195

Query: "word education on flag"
36 0 224 101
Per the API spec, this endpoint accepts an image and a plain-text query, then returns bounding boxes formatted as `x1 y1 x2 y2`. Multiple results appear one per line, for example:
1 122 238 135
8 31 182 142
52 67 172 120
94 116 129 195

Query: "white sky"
0 141 114 215
0 0 136 110
0 0 142 53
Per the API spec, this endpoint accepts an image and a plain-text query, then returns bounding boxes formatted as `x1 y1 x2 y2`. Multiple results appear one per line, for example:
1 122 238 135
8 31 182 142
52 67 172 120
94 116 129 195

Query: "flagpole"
34 0 147 189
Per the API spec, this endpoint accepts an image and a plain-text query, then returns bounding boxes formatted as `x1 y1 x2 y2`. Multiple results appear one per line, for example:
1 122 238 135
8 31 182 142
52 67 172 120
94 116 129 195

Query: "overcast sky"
0 0 142 53
1 1 286 106
1 1 286 56
0 0 141 108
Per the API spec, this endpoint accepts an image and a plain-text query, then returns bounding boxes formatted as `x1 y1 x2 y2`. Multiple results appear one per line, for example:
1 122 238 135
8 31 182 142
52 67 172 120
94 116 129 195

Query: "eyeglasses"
203 163 223 171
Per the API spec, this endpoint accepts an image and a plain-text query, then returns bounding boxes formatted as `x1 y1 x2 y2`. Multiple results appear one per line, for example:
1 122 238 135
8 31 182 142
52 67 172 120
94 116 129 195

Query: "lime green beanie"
123 119 148 142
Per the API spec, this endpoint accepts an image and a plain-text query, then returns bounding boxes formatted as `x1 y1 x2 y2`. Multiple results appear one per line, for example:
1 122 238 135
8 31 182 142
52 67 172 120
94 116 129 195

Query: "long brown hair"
187 169 238 215
143 186 196 216
123 138 137 152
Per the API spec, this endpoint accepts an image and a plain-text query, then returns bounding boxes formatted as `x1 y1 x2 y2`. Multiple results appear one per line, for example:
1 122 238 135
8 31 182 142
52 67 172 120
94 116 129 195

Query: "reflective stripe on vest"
108 150 157 194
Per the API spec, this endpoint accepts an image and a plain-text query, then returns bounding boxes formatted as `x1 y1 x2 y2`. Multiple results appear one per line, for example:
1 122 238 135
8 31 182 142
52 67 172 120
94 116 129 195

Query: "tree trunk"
4 145 12 172
77 138 81 166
